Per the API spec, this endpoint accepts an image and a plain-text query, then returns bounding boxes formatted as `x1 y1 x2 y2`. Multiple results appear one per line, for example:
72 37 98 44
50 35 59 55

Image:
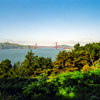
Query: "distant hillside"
58 45 73 49
0 42 34 49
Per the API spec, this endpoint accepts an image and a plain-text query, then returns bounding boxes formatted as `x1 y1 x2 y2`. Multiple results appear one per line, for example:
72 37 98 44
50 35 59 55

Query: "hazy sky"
0 0 100 46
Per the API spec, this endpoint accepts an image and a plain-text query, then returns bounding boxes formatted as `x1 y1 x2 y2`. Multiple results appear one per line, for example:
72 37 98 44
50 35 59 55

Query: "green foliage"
23 73 50 100
20 50 35 77
18 50 52 77
54 42 100 71
1 70 100 100
0 59 12 78
1 42 100 99
54 50 68 69
22 70 100 100
0 78 36 100
13 61 21 77
74 43 80 51
0 50 53 78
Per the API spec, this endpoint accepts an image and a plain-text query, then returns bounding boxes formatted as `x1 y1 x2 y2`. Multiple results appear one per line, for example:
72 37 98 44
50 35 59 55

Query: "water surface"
0 48 63 64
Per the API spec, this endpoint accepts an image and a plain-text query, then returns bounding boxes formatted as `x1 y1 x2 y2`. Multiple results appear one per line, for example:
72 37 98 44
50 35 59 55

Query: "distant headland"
0 42 34 49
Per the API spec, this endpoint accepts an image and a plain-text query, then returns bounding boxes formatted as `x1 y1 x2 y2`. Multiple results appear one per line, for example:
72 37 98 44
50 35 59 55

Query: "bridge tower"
56 42 58 50
35 43 37 49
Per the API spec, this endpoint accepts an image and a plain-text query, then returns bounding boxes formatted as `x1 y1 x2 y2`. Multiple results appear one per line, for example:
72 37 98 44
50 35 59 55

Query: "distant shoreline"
0 42 73 50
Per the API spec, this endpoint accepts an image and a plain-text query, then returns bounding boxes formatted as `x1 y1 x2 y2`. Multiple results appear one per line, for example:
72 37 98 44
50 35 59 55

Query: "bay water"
0 48 63 65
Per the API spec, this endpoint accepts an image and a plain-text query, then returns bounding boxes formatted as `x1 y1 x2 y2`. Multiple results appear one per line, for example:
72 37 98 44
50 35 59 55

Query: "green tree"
54 42 100 71
74 43 80 50
0 59 12 78
54 51 68 69
13 61 21 77
20 50 35 77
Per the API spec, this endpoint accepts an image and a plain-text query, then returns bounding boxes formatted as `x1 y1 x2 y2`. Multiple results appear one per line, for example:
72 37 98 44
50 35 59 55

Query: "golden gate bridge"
34 42 72 51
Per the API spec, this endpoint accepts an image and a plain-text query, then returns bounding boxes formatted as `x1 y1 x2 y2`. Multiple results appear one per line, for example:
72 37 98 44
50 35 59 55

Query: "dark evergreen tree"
0 59 12 78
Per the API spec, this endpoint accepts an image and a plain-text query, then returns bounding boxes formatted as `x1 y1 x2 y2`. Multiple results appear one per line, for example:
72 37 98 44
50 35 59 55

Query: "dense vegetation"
0 42 34 49
0 42 100 100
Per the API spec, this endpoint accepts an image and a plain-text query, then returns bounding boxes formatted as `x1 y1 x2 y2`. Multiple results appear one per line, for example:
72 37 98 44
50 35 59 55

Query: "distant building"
63 48 72 51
